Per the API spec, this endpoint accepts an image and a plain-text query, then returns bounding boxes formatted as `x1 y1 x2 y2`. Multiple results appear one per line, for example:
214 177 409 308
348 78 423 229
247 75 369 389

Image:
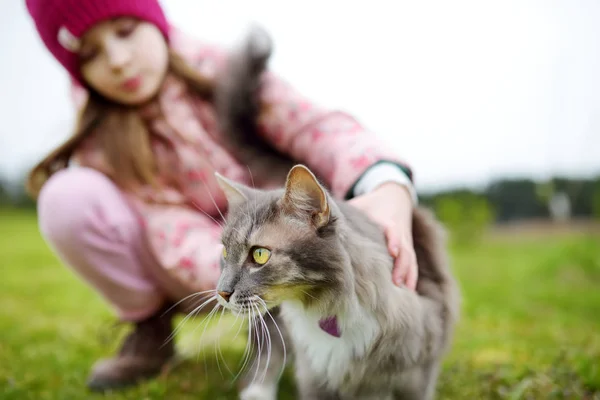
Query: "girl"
25 0 420 393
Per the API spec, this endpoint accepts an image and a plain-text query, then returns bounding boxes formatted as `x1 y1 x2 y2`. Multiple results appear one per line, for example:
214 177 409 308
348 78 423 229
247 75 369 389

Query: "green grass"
1 207 599 399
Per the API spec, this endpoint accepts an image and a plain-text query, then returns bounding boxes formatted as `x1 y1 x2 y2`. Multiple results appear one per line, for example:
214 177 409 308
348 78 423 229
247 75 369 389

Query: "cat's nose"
218 290 233 302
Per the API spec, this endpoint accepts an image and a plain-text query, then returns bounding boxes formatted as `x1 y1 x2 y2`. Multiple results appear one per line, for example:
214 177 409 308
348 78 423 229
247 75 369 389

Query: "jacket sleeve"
351 161 418 204
256 72 414 200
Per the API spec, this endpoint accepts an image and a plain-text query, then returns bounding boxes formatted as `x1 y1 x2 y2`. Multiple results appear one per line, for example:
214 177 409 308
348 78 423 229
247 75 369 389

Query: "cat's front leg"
392 362 440 400
297 382 340 400
294 361 340 400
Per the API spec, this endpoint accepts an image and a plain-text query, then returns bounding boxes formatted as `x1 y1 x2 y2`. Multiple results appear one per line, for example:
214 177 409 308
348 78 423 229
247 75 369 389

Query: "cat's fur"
214 166 460 399
212 27 461 400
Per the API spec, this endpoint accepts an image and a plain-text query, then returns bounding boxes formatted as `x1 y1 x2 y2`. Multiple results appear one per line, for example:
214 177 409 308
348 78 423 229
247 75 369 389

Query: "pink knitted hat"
25 0 170 84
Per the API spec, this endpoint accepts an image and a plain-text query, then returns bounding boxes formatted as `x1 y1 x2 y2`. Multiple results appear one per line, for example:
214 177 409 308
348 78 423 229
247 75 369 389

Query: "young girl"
25 0 420 393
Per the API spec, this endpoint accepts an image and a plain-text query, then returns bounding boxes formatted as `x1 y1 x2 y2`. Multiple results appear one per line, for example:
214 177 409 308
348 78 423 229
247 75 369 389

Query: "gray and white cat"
210 26 460 400
213 165 460 400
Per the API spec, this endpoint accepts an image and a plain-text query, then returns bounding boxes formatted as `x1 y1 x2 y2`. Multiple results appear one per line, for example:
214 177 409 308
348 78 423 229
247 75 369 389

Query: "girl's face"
79 18 169 105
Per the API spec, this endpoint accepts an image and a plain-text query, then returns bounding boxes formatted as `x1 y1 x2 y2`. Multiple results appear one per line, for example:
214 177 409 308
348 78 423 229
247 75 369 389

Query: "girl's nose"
105 40 131 71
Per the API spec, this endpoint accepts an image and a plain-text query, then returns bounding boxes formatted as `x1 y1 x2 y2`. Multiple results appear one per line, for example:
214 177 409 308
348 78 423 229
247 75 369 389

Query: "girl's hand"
348 182 418 290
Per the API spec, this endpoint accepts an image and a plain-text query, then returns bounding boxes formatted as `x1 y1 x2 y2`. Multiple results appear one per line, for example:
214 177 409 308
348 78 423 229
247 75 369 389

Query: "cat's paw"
239 383 277 400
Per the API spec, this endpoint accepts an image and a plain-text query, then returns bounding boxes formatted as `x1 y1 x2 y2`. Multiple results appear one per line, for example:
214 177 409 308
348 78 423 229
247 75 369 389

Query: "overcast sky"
1 0 599 191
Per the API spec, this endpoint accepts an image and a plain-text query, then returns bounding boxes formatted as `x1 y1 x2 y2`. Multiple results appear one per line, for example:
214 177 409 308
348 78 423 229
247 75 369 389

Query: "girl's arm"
256 72 416 201
169 26 417 202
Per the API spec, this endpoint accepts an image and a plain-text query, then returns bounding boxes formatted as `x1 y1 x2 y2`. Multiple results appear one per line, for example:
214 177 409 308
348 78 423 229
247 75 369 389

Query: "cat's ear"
281 165 330 228
215 172 253 210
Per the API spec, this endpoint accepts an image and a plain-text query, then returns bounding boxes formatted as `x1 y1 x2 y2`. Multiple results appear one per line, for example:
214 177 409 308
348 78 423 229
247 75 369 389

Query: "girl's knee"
37 167 129 246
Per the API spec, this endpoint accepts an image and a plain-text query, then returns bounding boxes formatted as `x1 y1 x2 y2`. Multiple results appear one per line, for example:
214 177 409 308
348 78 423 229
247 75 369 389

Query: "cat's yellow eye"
252 248 271 265
222 247 227 259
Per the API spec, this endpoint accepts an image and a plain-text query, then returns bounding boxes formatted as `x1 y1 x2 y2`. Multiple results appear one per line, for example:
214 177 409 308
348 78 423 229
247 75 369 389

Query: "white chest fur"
281 301 381 389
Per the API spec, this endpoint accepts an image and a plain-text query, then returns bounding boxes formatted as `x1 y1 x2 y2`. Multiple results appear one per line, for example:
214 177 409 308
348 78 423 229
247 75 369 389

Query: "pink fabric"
43 27 412 313
25 0 170 84
37 167 218 320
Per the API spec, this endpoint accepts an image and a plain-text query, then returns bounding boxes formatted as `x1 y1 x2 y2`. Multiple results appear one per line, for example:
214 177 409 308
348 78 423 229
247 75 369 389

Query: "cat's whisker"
163 294 217 347
213 310 224 378
184 301 218 378
236 308 252 371
257 297 287 381
233 306 248 378
249 302 264 387
232 309 245 342
300 289 318 301
219 307 235 377
200 178 227 224
195 303 221 365
190 201 224 229
246 165 260 220
187 300 220 380
213 307 231 379
235 303 256 382
190 291 220 306
232 306 249 381
161 289 217 317
253 300 272 385
252 307 264 383
249 301 262 386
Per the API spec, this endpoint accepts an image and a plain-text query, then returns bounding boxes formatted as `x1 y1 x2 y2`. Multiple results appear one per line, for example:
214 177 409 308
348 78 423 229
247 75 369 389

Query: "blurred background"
1 1 599 399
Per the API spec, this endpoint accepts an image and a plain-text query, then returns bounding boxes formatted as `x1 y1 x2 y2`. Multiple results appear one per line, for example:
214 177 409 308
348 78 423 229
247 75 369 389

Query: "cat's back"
336 201 388 251
338 200 458 302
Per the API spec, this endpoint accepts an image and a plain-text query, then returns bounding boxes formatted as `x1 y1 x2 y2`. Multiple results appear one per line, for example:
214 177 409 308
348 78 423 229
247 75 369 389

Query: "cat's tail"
214 25 296 185
214 25 274 154
412 207 461 346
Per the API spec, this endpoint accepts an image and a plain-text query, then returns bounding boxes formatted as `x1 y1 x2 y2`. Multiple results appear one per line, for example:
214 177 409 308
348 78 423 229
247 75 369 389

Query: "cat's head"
213 164 346 315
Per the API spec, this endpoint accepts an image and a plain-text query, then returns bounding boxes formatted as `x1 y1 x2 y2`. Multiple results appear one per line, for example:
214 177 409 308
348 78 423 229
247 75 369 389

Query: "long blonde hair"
26 49 217 199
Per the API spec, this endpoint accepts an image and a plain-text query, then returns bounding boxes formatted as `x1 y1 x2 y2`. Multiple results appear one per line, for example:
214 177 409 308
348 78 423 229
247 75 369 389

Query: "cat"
213 165 460 399
211 26 460 400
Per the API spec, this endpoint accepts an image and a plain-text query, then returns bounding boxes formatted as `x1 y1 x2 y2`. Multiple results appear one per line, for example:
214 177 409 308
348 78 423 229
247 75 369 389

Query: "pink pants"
37 167 199 321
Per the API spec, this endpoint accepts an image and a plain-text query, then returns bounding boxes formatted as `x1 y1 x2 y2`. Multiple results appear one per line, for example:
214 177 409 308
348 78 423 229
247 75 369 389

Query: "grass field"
1 207 599 399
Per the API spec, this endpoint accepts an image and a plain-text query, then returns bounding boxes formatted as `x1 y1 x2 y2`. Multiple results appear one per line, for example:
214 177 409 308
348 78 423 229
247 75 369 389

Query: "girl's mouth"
121 75 142 91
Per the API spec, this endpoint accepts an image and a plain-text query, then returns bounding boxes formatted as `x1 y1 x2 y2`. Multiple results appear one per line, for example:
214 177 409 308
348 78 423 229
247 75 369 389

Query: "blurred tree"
535 180 555 205
592 181 600 220
485 178 547 222
0 175 8 205
435 191 495 246
568 178 599 218
421 175 599 223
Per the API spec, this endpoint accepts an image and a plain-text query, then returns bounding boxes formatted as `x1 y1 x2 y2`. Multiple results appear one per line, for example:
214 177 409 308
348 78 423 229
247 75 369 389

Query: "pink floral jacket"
69 27 413 294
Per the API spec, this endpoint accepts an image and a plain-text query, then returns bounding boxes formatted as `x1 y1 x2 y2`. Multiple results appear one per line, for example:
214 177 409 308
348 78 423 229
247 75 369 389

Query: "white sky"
1 0 599 191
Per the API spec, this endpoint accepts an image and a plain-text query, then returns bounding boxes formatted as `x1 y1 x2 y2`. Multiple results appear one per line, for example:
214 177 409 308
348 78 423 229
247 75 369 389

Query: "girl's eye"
79 47 98 64
252 248 271 265
116 20 138 38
